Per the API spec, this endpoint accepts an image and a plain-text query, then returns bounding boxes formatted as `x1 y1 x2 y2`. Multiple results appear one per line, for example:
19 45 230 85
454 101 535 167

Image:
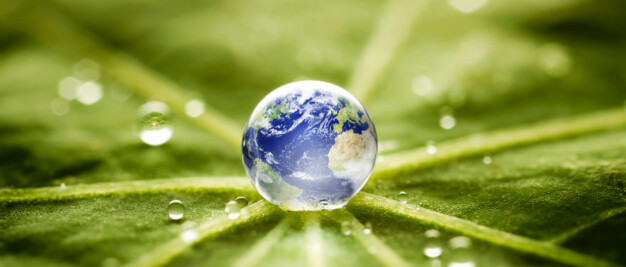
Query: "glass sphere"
242 81 377 211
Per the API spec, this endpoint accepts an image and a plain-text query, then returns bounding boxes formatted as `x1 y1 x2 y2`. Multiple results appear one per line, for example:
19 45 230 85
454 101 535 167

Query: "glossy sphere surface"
242 81 377 210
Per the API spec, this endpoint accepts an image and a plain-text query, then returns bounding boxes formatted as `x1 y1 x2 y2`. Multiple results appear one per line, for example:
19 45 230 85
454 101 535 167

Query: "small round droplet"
225 200 241 219
235 196 249 208
138 101 173 146
482 156 492 165
185 99 205 118
426 140 438 154
398 191 408 204
440 115 456 130
424 229 443 258
363 222 373 235
341 221 353 236
448 236 474 267
168 200 184 221
181 229 199 244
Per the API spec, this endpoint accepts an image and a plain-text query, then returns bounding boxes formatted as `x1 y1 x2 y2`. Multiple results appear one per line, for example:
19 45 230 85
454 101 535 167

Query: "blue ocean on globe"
242 81 377 211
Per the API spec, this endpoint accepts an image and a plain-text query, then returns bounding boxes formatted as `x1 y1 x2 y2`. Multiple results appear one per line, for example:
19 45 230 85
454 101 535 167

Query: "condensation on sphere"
242 81 377 211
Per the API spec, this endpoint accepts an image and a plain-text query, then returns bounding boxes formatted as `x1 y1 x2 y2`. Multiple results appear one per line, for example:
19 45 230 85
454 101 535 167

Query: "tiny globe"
242 80 377 211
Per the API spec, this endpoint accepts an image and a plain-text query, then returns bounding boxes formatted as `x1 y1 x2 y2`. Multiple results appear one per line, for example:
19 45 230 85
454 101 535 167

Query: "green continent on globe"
251 158 302 203
265 99 290 121
333 98 367 133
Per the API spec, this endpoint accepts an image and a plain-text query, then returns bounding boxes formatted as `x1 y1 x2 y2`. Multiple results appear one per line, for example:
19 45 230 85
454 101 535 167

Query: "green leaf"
1 0 626 266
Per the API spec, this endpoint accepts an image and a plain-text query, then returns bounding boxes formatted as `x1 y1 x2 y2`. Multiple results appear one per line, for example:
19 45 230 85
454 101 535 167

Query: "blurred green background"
0 0 625 266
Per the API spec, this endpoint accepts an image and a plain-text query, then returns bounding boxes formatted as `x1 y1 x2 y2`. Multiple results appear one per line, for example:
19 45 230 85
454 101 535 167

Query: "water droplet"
448 236 474 267
341 221 353 236
426 140 438 154
74 58 100 81
482 156 492 165
447 0 487 14
363 222 373 235
58 77 80 100
398 191 408 204
138 101 173 146
235 196 249 208
537 43 571 78
412 76 434 96
440 115 456 130
181 229 199 244
51 98 70 116
168 200 184 221
424 229 443 258
225 200 241 219
185 99 205 118
76 81 103 105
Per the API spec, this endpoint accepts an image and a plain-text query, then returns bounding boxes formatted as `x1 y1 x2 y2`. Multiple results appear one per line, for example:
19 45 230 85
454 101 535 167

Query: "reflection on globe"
242 80 377 211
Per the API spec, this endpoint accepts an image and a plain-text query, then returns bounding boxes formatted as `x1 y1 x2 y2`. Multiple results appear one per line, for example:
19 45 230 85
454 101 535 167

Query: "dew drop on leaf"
138 101 173 146
235 196 249 208
168 200 184 221
225 200 241 219
398 191 408 204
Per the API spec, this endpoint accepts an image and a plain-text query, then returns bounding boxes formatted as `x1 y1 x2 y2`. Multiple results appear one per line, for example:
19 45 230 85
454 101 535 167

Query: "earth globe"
242 80 377 211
